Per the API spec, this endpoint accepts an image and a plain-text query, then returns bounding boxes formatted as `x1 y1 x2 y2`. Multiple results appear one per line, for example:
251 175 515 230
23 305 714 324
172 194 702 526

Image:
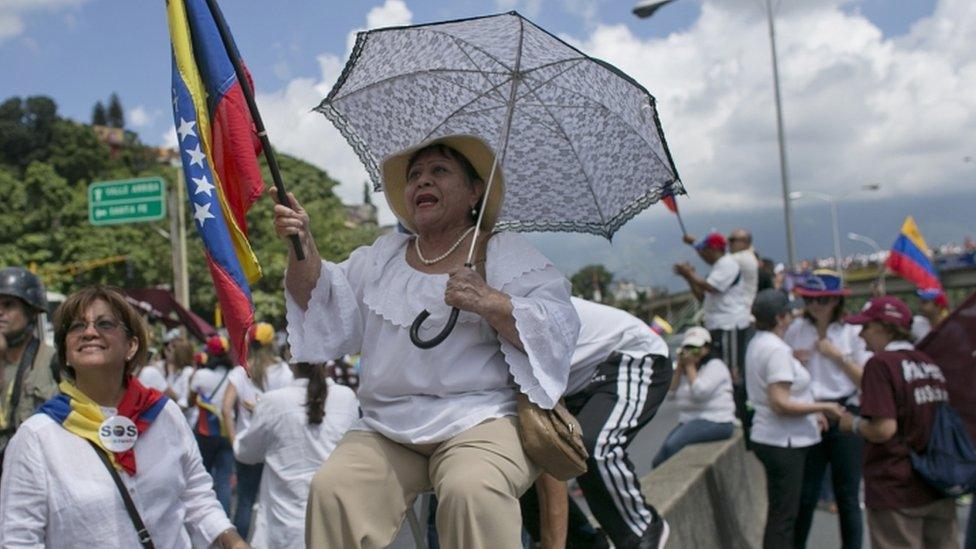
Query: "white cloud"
257 0 975 229
575 0 976 216
160 124 177 150
127 106 160 129
494 0 544 19
366 0 413 29
257 2 416 223
0 0 88 43
347 0 414 53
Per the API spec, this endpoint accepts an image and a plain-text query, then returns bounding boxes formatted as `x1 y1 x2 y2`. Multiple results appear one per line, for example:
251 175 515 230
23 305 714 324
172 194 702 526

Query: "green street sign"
88 177 167 226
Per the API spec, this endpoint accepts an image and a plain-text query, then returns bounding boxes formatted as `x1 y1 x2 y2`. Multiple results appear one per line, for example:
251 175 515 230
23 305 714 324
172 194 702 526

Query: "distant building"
344 181 378 228
91 125 138 157
154 147 181 166
612 280 639 302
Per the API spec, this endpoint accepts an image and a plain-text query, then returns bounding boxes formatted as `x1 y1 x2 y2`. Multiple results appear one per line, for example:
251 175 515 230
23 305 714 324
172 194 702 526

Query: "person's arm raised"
272 191 322 310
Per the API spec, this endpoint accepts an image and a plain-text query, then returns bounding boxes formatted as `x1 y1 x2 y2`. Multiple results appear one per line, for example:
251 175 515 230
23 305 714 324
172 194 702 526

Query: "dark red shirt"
859 342 949 509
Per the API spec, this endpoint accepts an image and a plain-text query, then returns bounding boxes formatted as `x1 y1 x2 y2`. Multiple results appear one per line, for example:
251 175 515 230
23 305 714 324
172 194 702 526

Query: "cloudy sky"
2 0 973 288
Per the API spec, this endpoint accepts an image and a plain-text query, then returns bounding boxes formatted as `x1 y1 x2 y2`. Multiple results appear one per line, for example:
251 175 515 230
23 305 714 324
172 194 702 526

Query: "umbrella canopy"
317 11 683 239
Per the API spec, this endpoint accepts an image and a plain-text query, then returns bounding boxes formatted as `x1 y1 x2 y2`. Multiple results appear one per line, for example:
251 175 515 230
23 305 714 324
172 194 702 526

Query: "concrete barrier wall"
641 430 767 549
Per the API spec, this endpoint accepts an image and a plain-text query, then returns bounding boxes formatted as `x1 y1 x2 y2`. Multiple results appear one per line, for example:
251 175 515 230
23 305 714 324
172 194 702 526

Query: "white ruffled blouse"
286 231 580 444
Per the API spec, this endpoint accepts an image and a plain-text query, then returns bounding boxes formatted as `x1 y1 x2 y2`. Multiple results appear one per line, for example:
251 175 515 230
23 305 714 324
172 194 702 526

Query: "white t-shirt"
702 254 752 330
911 315 932 343
169 366 194 404
783 318 871 402
137 363 169 393
0 401 232 547
566 298 670 396
672 358 736 424
730 249 759 307
227 362 295 434
191 366 230 408
746 331 821 448
171 366 197 426
234 379 359 549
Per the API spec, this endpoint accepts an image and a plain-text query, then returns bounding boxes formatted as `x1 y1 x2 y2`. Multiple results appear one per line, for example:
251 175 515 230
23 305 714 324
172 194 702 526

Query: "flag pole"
674 209 688 238
203 0 305 261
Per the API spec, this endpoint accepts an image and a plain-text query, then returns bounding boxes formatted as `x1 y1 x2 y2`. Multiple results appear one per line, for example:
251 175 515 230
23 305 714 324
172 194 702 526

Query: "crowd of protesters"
0 138 971 549
670 227 970 549
1 208 973 549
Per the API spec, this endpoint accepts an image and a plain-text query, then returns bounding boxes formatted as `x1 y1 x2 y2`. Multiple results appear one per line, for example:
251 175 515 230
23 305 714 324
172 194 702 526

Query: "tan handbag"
516 393 588 481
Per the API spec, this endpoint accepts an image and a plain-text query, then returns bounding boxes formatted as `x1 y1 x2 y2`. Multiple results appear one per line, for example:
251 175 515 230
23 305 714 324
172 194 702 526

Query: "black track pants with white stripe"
564 352 673 548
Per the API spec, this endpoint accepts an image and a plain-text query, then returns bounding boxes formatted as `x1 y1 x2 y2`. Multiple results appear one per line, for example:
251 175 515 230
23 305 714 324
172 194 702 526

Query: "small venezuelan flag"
166 0 265 366
195 395 227 438
885 216 945 298
649 315 674 336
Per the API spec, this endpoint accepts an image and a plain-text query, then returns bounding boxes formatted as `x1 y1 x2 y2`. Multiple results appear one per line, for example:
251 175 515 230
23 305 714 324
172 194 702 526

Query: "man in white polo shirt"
674 231 754 428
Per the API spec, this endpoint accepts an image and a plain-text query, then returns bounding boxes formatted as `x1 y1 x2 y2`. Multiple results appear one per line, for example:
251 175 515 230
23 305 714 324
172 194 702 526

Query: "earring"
470 206 477 218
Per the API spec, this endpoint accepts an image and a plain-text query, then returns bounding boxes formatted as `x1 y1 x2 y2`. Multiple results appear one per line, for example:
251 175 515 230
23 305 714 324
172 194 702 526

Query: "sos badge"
98 416 138 452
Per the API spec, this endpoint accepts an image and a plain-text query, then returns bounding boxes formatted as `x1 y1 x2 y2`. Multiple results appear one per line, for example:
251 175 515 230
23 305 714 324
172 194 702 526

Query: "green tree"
92 102 107 126
107 93 124 128
0 93 379 331
571 264 613 302
0 96 58 171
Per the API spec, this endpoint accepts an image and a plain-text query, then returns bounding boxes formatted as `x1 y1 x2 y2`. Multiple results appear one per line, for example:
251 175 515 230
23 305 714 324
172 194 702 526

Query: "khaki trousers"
867 498 958 549
306 416 538 549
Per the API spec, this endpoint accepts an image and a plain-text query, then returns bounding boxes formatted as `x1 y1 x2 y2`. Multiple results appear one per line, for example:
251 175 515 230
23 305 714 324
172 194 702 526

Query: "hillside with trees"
0 94 380 326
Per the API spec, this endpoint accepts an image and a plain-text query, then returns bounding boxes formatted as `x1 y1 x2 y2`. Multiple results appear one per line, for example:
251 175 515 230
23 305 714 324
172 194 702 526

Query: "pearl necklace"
414 226 476 266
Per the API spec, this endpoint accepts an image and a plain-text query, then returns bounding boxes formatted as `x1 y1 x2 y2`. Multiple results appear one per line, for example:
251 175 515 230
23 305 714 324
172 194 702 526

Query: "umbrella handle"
410 307 459 349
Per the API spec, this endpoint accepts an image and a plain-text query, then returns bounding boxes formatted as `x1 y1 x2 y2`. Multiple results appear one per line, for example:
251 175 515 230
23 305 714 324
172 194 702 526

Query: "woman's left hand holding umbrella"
271 190 322 310
446 266 524 352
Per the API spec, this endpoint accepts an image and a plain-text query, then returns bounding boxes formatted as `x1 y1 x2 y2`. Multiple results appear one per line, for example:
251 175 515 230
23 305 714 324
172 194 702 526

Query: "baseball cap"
694 232 727 252
752 289 791 324
844 296 912 330
681 327 712 348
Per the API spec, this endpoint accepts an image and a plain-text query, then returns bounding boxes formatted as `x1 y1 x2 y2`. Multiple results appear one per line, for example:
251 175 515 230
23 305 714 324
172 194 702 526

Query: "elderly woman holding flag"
274 135 580 548
0 286 247 548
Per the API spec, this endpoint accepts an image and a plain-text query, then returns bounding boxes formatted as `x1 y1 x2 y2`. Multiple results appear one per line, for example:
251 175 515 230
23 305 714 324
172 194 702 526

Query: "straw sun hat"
380 135 505 234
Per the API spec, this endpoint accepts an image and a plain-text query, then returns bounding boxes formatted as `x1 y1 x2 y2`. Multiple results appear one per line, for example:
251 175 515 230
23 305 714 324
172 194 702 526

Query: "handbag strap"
87 440 155 549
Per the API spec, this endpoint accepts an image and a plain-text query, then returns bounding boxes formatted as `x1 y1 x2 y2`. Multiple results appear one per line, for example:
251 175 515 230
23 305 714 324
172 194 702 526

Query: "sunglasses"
67 318 127 336
805 296 837 305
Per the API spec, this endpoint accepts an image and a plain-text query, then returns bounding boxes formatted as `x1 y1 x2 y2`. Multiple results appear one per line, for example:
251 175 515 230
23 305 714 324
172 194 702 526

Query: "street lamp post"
847 232 886 294
789 184 880 281
789 191 842 279
633 0 797 268
765 0 796 271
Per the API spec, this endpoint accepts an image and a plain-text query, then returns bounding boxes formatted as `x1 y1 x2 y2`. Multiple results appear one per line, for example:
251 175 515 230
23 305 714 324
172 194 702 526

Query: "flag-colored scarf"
38 377 168 475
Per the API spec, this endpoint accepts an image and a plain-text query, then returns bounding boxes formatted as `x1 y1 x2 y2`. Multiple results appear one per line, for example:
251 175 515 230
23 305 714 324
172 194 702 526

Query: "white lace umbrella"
317 11 683 346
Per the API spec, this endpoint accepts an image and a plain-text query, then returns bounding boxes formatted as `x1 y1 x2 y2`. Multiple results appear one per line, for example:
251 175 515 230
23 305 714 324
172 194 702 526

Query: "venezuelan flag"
195 395 227 438
885 216 944 295
167 0 264 366
650 315 673 336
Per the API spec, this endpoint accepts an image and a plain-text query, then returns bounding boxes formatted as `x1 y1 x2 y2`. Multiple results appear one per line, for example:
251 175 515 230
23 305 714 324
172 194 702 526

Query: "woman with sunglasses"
784 270 872 549
652 327 736 467
0 286 246 548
